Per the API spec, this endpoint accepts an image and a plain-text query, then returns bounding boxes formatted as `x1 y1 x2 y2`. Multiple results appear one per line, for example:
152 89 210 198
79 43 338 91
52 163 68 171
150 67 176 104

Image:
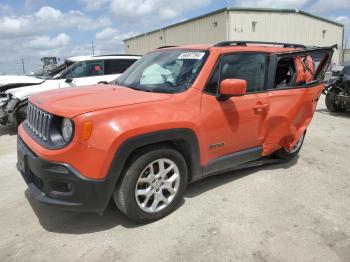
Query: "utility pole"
21 58 25 74
91 40 95 55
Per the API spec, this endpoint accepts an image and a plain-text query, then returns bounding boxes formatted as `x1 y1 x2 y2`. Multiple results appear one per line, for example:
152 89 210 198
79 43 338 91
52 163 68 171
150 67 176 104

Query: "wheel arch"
101 128 201 211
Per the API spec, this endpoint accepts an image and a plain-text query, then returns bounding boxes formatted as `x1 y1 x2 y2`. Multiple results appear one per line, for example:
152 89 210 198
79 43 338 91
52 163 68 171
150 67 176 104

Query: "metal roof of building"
124 7 344 41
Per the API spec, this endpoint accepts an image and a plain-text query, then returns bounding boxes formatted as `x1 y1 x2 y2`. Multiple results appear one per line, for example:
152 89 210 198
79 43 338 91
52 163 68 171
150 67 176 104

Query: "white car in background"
0 56 88 92
0 54 140 126
0 75 44 92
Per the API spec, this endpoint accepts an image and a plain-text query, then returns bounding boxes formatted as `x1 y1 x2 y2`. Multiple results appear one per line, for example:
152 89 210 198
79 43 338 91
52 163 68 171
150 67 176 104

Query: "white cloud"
28 33 70 50
0 5 112 74
80 0 211 24
35 6 62 19
94 27 136 53
335 16 350 25
0 6 111 39
233 0 310 8
109 0 212 22
310 0 350 13
95 27 119 40
80 0 109 11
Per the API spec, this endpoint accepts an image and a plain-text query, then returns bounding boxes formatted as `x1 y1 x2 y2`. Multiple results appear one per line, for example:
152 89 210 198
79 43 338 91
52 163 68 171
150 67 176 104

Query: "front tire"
113 146 188 223
275 131 306 161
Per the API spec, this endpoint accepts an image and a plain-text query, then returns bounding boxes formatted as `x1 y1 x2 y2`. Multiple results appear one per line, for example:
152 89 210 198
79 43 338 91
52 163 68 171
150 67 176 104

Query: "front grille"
25 103 52 141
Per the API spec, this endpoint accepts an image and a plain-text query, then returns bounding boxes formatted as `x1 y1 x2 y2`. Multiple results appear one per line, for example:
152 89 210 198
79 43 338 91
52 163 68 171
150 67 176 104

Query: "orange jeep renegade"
17 41 335 223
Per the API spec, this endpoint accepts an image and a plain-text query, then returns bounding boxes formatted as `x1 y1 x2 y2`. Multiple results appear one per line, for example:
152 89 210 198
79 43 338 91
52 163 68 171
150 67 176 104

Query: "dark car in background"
324 61 350 112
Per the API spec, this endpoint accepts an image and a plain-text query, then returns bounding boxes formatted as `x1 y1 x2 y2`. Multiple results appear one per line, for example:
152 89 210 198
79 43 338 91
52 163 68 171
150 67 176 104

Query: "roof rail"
213 41 307 49
93 54 141 57
157 45 178 49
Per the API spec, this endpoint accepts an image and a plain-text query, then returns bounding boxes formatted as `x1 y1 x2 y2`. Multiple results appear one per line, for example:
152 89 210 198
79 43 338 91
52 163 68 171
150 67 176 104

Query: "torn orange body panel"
262 84 323 155
295 55 315 85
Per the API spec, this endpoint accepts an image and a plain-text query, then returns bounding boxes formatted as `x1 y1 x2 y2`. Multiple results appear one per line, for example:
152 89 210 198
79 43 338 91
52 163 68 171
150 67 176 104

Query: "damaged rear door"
262 46 335 156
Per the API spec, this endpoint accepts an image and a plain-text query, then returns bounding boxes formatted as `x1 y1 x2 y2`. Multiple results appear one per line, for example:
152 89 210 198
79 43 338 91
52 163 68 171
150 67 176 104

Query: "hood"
0 75 44 86
30 84 173 118
5 79 60 100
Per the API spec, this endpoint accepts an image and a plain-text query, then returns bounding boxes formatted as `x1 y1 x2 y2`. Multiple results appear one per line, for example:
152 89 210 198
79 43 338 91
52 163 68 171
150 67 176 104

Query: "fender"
100 128 201 211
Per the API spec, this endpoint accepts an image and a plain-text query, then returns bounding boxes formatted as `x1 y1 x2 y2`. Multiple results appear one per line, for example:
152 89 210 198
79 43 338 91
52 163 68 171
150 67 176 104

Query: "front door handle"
253 103 269 110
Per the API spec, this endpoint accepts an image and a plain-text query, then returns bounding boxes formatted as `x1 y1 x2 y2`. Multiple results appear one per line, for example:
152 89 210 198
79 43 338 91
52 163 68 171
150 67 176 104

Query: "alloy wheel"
135 158 180 213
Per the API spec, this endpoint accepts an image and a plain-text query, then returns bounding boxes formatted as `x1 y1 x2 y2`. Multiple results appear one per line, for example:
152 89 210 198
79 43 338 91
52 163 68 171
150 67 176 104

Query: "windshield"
115 50 208 93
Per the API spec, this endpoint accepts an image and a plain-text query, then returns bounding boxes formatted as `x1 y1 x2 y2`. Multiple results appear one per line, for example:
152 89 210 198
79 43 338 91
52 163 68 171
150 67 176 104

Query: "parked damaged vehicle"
17 42 335 223
0 55 140 126
323 61 350 112
0 56 85 93
0 75 44 92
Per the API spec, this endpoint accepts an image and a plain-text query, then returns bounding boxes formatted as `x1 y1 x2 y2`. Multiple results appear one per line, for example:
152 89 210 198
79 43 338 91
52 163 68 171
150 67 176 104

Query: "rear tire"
275 131 306 161
325 92 345 112
113 145 188 223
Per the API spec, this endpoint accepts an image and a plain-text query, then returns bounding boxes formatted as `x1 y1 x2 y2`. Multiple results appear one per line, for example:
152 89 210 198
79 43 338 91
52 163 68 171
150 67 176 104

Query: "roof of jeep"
158 44 302 53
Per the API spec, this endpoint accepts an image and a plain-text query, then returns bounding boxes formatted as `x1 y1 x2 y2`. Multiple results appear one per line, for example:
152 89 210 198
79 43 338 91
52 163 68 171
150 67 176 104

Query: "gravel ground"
0 95 349 262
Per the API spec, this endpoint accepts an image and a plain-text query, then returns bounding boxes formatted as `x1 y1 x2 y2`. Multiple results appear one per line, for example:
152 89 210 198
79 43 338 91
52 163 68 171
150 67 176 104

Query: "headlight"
62 118 74 142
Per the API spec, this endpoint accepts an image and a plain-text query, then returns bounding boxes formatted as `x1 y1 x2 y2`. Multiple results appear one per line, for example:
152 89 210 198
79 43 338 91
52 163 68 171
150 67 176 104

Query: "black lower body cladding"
17 136 113 213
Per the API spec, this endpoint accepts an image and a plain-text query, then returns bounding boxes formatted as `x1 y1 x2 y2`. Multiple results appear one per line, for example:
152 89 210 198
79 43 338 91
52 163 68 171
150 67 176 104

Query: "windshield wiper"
113 81 150 92
127 85 152 92
127 86 143 91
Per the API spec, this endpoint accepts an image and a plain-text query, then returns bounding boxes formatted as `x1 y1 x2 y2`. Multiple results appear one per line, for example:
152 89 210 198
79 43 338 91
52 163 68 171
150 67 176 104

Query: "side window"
205 63 220 94
205 53 266 94
274 57 296 89
64 60 104 78
104 59 137 75
220 53 266 93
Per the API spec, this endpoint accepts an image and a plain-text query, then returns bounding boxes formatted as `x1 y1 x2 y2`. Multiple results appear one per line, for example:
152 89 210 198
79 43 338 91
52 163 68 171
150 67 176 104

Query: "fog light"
50 181 72 194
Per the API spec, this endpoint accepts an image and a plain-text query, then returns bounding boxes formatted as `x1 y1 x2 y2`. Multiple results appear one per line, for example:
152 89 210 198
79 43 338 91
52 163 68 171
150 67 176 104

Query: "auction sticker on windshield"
177 52 205 60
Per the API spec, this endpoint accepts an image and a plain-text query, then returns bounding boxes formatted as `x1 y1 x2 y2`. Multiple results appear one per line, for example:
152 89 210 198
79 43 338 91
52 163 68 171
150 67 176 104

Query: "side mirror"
218 79 247 100
65 78 73 83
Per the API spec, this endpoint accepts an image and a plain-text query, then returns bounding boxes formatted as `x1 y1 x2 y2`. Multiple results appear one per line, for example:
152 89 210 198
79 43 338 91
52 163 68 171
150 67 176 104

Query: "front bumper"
17 136 113 213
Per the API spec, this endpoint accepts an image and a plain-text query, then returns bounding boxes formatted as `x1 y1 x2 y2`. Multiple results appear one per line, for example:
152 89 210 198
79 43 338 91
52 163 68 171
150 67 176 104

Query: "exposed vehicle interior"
274 57 296 88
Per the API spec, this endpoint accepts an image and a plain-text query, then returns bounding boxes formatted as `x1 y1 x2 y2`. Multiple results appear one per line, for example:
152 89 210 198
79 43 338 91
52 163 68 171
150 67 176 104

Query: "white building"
124 7 345 64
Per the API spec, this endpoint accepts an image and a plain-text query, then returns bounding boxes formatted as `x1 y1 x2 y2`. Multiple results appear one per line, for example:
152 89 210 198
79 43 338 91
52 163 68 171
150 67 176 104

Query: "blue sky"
0 0 349 74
